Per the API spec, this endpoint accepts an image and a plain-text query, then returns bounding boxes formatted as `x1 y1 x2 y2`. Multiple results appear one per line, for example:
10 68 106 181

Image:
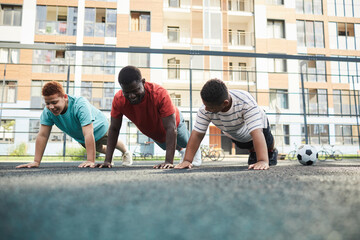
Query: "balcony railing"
228 0 253 12
228 66 255 82
228 31 254 47
35 21 77 36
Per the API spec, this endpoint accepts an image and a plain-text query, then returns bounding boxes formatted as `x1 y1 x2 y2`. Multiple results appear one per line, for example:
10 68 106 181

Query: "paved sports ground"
1 158 360 240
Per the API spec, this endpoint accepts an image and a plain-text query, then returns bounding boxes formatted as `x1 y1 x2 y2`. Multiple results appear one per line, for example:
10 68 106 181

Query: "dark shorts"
79 132 108 152
232 123 274 150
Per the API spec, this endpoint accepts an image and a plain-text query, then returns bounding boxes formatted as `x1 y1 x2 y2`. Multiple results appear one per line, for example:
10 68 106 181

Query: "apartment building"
0 0 359 156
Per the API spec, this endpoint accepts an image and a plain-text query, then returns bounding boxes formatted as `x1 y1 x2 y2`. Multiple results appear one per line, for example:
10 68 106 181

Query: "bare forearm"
165 129 177 164
105 127 119 163
84 134 96 162
251 130 268 163
184 130 204 163
34 135 49 164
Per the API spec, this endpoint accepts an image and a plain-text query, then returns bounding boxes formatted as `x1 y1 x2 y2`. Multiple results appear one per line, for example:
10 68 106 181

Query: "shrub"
9 142 28 156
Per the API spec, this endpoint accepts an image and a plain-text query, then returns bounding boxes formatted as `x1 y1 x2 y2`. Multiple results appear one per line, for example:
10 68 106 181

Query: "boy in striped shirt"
175 78 277 170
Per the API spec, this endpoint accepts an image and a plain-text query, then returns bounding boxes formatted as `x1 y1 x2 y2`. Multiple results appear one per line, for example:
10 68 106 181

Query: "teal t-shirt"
40 95 108 144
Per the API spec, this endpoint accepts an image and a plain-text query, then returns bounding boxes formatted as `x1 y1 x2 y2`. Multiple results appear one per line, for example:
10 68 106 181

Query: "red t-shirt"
111 82 180 143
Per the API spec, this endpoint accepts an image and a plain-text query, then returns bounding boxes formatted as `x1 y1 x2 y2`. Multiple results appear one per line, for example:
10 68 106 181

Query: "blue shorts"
155 112 190 150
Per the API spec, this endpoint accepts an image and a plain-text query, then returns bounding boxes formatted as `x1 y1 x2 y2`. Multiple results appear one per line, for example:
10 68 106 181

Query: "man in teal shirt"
16 81 131 168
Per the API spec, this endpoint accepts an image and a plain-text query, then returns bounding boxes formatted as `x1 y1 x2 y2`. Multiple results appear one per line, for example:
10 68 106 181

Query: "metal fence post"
351 76 360 152
300 61 308 144
62 64 71 161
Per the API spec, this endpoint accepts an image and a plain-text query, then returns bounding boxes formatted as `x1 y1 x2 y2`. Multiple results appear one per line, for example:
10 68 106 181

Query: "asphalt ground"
1 158 360 240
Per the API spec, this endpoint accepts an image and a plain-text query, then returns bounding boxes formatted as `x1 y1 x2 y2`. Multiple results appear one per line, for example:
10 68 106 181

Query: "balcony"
164 27 191 47
36 21 77 36
228 0 253 14
228 31 254 50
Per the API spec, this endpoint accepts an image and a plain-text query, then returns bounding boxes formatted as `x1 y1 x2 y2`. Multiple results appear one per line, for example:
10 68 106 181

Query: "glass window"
168 58 180 79
168 26 180 43
0 5 22 26
131 12 150 32
305 21 315 47
267 20 285 38
129 52 150 67
270 89 288 109
0 119 15 143
297 20 324 48
0 81 17 103
169 0 180 8
0 48 20 64
81 81 114 110
84 8 116 37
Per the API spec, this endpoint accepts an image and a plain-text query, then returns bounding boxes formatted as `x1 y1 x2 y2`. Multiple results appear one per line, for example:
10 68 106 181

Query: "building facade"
0 0 359 156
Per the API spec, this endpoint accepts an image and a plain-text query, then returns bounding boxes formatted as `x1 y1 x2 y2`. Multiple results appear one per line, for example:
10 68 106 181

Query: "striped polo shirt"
194 89 268 143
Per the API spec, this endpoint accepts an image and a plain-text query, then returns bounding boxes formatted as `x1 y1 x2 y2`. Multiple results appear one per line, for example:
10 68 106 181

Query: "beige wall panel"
267 6 296 23
85 1 117 8
31 73 72 81
268 73 288 89
34 35 76 44
37 0 78 7
127 32 151 46
256 39 297 54
257 91 269 106
191 11 203 41
83 37 105 45
192 0 203 7
0 0 23 4
81 75 113 82
21 49 33 64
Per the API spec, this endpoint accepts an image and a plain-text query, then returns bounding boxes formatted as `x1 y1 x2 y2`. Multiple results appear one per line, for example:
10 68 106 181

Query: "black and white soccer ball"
297 145 318 165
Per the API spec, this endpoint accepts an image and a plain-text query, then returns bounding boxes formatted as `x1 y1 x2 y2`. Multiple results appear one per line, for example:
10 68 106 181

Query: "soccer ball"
296 145 318 165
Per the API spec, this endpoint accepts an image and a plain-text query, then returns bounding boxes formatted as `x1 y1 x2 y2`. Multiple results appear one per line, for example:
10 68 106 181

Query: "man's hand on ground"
153 162 174 169
15 162 40 169
78 161 96 168
174 161 192 169
248 160 269 170
96 162 112 168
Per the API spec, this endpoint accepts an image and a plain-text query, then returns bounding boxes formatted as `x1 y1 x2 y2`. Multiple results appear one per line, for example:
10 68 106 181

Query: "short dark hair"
42 81 65 97
200 78 229 104
118 66 142 85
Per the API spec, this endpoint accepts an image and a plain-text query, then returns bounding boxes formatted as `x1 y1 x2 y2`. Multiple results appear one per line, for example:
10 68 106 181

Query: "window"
335 125 354 145
84 8 116 37
333 90 357 116
30 80 74 109
168 58 180 79
169 0 180 8
302 124 329 145
270 89 288 109
268 58 287 73
0 4 22 26
32 48 76 74
82 46 115 75
0 119 15 143
29 119 71 142
167 26 180 43
81 81 114 110
170 93 181 107
271 124 290 146
35 6 77 36
0 81 17 103
296 20 324 48
267 20 285 38
129 51 150 68
327 0 360 17
300 89 328 115
229 62 248 82
228 0 246 11
267 0 284 5
131 11 150 32
301 59 326 82
0 48 19 64
296 0 323 14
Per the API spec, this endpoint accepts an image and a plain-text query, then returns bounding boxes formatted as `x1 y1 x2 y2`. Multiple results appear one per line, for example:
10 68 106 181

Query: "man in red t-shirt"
98 65 201 169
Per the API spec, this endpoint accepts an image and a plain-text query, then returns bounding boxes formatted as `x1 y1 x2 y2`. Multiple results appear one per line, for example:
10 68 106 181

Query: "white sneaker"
192 149 202 166
178 149 185 164
122 151 133 166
